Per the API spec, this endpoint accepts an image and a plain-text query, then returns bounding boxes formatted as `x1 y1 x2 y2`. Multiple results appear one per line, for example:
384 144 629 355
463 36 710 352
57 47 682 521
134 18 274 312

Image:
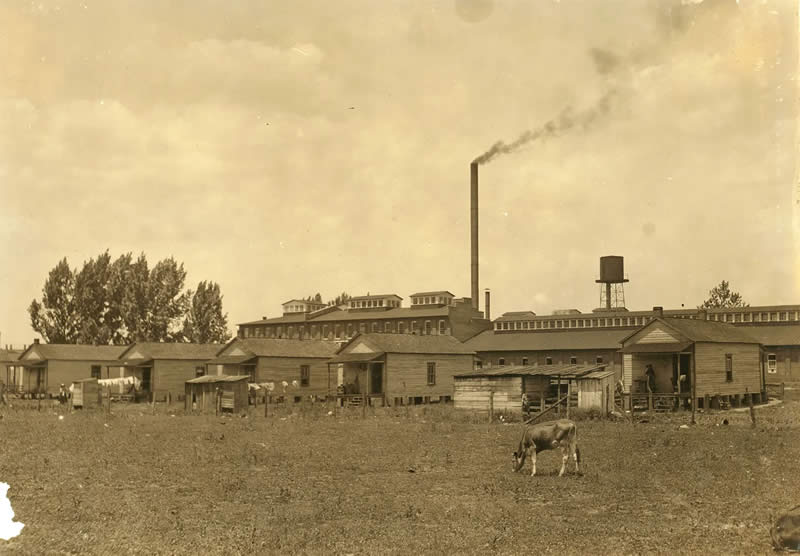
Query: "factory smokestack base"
470 163 479 311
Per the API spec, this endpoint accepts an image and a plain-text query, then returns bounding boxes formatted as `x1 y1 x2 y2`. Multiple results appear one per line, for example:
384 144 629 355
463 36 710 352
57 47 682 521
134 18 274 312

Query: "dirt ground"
1 398 799 555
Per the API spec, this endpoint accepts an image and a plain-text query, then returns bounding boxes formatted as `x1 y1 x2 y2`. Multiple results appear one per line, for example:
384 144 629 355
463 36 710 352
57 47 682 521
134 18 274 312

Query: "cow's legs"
559 446 568 476
530 449 537 476
572 444 580 474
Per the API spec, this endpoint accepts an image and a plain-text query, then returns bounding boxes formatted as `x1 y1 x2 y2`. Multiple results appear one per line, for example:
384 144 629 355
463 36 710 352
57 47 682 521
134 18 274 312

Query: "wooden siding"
576 375 615 414
477 350 621 371
255 356 332 397
623 354 632 393
454 376 523 413
152 359 208 399
624 321 688 346
35 360 124 395
384 353 474 399
765 347 799 381
694 342 761 396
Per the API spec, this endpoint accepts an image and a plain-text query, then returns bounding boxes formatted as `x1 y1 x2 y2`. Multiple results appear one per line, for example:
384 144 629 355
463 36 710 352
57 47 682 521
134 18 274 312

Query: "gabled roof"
0 350 22 364
118 342 222 361
18 343 128 362
336 333 475 355
282 299 324 305
310 306 449 322
220 338 339 359
464 329 630 352
621 317 760 345
238 313 308 326
410 291 455 297
350 294 403 300
739 325 800 347
186 374 250 384
496 311 537 321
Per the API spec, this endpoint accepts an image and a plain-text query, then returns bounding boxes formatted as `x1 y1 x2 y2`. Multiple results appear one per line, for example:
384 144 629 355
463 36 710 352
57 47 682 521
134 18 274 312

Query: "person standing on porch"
645 364 656 393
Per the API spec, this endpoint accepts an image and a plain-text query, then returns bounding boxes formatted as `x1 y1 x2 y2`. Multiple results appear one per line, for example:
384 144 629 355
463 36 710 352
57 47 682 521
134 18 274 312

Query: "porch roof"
620 341 693 354
19 359 46 368
205 355 257 366
327 352 385 364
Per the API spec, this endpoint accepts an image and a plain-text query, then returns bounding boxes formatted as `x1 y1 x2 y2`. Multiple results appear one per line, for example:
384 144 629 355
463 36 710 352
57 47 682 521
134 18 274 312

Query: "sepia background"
0 0 797 345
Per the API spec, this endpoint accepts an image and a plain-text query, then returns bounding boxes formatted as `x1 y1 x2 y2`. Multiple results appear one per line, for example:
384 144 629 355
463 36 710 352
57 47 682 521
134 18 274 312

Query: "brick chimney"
33 338 40 344
652 306 664 318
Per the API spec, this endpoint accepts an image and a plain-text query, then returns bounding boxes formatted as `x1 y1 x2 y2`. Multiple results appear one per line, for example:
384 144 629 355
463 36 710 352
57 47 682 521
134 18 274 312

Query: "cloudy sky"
0 0 797 345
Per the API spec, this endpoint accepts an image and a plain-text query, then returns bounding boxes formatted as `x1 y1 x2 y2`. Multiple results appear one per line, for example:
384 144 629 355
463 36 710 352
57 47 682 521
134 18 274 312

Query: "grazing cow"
512 419 580 477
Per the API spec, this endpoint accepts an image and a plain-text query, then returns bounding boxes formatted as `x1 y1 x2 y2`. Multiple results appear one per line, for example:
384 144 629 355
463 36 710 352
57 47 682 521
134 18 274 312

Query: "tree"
145 257 189 342
74 250 113 344
328 292 351 306
699 280 749 309
28 258 80 343
182 281 230 343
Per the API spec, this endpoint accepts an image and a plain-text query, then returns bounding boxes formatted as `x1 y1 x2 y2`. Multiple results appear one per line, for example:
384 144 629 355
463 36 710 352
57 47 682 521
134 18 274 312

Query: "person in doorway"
521 393 530 414
645 364 656 393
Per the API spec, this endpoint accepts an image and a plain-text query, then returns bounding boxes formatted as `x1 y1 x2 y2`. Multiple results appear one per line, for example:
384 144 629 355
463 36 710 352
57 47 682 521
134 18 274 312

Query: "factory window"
499 358 506 366
288 326 295 338
384 322 391 333
411 321 418 334
495 322 501 330
743 313 752 322
359 323 367 334
522 357 529 365
767 353 777 373
427 362 436 385
577 320 584 328
398 322 406 334
781 312 789 321
439 320 446 335
522 321 529 329
725 354 733 382
734 314 741 323
346 324 354 337
596 356 604 364
535 321 542 329
556 320 563 328
504 322 510 330
310 325 317 338
771 312 779 321
545 357 553 365
300 365 310 387
424 321 432 335
613 318 621 326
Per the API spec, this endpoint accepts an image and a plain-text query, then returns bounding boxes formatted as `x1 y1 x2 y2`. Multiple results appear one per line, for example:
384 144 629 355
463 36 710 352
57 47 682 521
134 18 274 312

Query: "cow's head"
512 450 525 472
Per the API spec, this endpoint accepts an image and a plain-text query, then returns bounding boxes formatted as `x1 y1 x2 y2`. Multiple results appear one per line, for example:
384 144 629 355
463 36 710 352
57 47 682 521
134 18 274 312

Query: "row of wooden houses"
2 314 783 417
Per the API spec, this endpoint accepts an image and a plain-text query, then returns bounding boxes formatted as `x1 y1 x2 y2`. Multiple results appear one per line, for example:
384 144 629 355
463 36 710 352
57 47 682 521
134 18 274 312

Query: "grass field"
1 399 799 555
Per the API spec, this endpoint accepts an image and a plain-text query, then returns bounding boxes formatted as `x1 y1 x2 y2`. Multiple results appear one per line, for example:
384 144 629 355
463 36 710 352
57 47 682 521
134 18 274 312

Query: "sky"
0 0 798 346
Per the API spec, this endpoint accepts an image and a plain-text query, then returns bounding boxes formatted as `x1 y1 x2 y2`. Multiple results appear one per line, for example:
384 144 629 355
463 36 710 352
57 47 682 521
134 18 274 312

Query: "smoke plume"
472 89 618 165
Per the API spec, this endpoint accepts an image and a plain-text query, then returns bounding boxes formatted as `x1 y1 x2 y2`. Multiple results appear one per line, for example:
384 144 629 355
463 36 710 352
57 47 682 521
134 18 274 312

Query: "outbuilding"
453 363 614 416
328 333 476 406
185 375 249 414
71 377 101 409
620 316 764 407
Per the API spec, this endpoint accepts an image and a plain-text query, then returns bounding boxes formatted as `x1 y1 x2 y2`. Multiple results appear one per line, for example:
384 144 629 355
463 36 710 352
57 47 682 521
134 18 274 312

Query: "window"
427 362 436 385
372 322 378 333
346 324 354 337
570 356 577 365
522 357 529 366
725 354 733 382
246 365 256 383
439 320 446 335
384 322 391 333
424 321 432 335
359 323 366 334
545 357 553 365
768 354 777 373
596 356 604 364
398 322 405 334
195 366 204 377
498 358 506 366
300 365 310 387
91 365 101 379
411 321 418 334
781 312 789 321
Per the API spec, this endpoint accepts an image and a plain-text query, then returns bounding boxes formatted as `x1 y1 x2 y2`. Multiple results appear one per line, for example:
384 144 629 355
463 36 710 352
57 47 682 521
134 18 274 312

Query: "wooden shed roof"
337 333 475 356
620 317 761 345
119 342 222 361
456 363 608 379
186 375 250 384
18 343 128 362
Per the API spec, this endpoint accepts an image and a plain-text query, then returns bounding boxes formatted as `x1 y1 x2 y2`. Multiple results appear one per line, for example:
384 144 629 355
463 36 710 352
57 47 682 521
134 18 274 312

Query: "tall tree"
699 280 749 309
74 250 113 344
145 257 189 342
28 258 80 343
181 281 230 343
329 292 351 306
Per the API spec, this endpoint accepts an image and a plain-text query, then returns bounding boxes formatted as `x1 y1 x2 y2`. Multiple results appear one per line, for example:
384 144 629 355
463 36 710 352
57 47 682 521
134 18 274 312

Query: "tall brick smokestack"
471 162 479 311
485 289 491 321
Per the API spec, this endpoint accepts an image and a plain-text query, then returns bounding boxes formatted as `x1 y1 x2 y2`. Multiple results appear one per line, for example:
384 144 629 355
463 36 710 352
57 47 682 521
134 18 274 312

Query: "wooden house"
453 363 614 415
207 338 339 399
16 341 126 397
117 342 222 402
185 375 249 414
328 333 476 405
1 349 23 395
619 316 764 407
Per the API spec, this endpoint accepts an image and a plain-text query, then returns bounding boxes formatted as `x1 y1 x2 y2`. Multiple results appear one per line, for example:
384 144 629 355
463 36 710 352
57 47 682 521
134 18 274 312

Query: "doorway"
369 363 383 395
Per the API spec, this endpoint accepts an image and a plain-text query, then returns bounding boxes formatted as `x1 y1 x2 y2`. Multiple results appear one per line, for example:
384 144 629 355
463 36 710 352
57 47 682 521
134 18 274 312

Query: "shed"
453 363 613 415
71 378 101 409
185 375 249 414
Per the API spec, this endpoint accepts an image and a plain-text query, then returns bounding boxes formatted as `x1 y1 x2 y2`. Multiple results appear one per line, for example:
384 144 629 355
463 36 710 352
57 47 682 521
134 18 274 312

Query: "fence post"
566 381 571 419
489 390 494 424
747 388 756 428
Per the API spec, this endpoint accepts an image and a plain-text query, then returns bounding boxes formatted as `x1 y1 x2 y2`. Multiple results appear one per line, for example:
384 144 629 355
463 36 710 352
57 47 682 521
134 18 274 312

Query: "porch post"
691 347 697 425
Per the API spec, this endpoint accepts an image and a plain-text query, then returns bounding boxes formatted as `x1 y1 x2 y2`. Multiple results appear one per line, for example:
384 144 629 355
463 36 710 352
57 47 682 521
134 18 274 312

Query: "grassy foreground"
1 400 799 555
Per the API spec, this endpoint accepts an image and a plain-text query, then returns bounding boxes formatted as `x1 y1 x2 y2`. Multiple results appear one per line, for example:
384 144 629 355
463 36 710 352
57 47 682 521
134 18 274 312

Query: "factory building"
237 291 492 343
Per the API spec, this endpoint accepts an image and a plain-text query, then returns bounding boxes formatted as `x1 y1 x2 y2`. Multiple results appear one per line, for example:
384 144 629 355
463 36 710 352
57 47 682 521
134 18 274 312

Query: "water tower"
595 256 628 310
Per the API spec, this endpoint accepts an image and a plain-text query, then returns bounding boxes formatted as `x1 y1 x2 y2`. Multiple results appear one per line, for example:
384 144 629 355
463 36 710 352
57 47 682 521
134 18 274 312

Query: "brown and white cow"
512 419 580 477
